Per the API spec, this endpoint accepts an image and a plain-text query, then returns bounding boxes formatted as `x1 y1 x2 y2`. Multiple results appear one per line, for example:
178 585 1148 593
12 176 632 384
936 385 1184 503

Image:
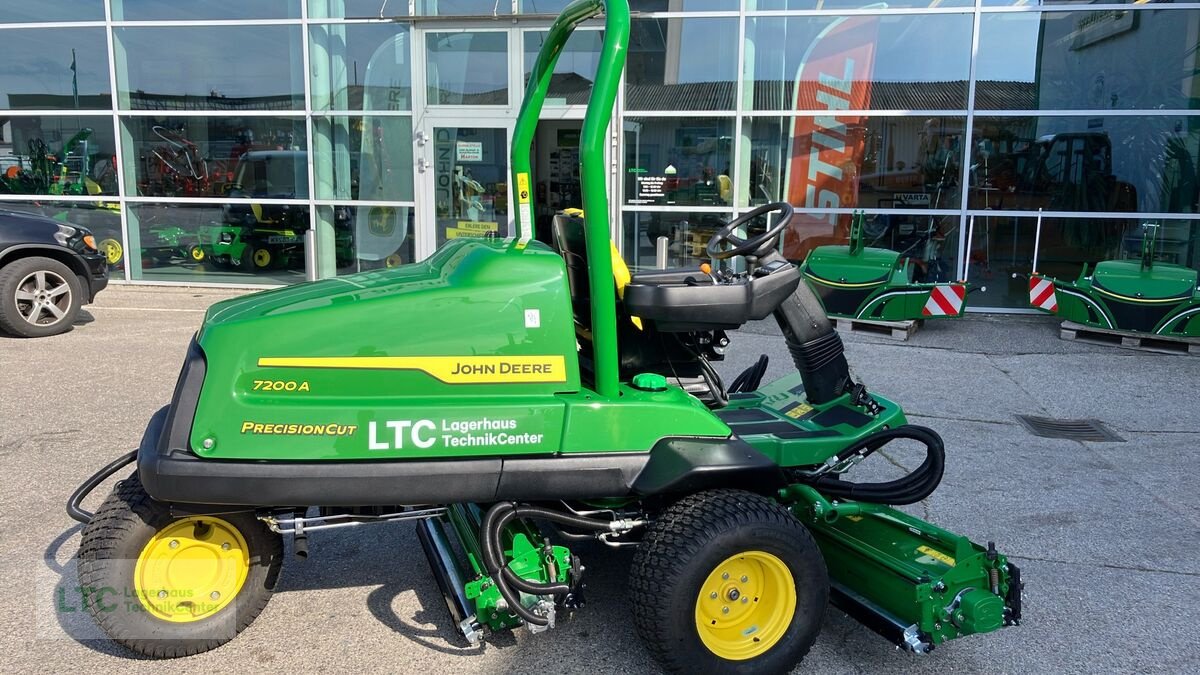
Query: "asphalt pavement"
1 286 1197 674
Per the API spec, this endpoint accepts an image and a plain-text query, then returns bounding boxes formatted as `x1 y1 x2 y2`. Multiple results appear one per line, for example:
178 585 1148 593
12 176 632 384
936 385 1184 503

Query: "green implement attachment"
1027 222 1200 337
801 211 973 321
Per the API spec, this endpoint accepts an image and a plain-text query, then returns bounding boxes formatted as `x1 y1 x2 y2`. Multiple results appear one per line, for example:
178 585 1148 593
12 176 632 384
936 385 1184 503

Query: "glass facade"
0 1 1195 306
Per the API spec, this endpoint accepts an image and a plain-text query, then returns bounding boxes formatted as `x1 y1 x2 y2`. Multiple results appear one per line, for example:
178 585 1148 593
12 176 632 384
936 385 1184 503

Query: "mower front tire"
77 473 283 658
630 489 828 673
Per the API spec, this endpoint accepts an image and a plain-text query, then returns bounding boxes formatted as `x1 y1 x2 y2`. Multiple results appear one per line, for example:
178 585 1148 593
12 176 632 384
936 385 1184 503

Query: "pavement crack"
1007 554 1200 578
907 413 1021 427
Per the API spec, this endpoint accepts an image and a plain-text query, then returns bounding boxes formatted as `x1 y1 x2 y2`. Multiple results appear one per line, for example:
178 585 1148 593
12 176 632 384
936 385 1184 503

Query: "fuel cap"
631 373 668 392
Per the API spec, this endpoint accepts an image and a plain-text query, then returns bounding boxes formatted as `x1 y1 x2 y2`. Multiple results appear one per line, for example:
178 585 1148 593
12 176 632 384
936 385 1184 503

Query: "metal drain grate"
1015 415 1125 442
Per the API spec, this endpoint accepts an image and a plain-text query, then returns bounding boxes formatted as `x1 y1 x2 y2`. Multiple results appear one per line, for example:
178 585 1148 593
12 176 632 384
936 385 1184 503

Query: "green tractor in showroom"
68 1 1020 670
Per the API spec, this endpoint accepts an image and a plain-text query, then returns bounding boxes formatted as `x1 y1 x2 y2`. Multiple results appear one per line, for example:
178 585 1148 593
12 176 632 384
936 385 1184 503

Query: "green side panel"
725 373 907 467
1092 259 1198 300
557 384 730 453
190 239 584 460
786 498 1014 645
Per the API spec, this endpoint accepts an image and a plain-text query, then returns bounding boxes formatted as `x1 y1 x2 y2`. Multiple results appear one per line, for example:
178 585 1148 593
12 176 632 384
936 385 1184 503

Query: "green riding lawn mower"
68 1 1020 670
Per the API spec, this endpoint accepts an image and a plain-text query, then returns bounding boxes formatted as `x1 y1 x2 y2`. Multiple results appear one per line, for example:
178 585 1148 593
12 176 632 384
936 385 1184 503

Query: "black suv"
0 209 109 337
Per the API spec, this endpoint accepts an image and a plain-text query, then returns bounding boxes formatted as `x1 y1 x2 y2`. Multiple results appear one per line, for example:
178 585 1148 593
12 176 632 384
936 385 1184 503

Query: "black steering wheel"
706 202 794 261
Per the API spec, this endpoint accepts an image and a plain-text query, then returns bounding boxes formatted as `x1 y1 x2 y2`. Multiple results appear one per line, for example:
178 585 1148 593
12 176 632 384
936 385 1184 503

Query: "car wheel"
0 256 84 338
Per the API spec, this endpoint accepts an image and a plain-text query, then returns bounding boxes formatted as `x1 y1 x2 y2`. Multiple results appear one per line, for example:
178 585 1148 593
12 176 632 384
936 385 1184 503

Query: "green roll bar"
511 0 630 399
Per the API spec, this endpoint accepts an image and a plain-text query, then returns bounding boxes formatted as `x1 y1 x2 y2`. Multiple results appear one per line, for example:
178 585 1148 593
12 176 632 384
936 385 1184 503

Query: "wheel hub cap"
694 551 797 660
133 516 250 622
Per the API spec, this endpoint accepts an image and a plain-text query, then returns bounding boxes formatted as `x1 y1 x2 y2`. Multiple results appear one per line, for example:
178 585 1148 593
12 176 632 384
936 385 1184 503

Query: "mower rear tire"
629 489 828 673
77 473 283 658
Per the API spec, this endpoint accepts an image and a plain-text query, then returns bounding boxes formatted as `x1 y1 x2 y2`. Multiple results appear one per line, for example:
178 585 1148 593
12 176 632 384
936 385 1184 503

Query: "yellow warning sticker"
916 545 956 567
258 355 567 384
517 172 531 204
785 403 814 419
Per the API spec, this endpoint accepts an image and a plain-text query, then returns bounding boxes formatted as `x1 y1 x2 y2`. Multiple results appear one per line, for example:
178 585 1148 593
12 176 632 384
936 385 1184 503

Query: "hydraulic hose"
66 450 137 524
799 425 945 506
480 502 613 626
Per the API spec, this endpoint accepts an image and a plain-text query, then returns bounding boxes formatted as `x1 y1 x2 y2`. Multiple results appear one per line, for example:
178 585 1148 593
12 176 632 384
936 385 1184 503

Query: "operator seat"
549 214 704 377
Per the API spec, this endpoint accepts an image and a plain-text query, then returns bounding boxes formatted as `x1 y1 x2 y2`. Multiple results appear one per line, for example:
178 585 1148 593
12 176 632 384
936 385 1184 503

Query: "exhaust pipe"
417 517 482 645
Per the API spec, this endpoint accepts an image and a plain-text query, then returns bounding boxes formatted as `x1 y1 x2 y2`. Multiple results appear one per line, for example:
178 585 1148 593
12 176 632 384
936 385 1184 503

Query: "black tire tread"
629 489 826 673
77 474 281 658
0 256 82 338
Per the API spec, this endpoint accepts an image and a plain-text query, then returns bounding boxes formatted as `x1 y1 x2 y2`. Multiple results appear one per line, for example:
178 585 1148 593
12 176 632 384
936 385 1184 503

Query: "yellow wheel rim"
384 253 403 268
253 248 271 268
190 245 205 261
99 239 122 265
694 551 796 661
133 516 250 623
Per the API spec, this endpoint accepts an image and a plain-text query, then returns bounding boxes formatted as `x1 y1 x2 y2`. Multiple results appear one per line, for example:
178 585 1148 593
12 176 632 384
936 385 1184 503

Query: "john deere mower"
800 211 977 321
68 1 1019 670
1024 216 1199 338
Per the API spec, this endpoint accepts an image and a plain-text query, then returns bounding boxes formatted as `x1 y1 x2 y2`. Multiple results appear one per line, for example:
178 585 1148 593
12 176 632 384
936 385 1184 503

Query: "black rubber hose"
803 425 945 506
492 508 571 595
66 450 137 524
480 502 615 625
481 503 546 626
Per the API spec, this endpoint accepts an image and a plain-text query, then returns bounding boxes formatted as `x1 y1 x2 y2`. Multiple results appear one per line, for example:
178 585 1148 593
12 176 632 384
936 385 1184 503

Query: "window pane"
753 0 971 9
745 116 966 210
629 0 739 11
0 28 111 109
121 116 307 198
313 116 414 201
310 0 408 18
317 205 415 276
624 117 735 207
962 215 1200 310
0 1 104 23
779 212 962 279
426 32 508 106
416 0 510 16
745 14 973 111
524 30 603 106
969 116 1200 214
130 202 309 285
976 10 1200 111
622 210 732 271
430 126 509 247
626 18 739 111
311 24 412 112
0 201 124 273
1 117 117 196
112 0 300 20
115 26 305 110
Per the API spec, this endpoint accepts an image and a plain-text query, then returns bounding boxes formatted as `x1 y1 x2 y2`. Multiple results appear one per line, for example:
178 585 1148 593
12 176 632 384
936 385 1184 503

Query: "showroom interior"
0 0 1197 310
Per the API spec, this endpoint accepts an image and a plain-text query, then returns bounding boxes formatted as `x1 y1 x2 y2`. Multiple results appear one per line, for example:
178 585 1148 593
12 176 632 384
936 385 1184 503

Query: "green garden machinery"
800 211 978 321
68 1 1020 670
1025 213 1199 337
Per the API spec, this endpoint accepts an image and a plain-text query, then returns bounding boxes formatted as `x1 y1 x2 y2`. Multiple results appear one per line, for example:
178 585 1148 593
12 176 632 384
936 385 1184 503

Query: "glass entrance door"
419 122 511 248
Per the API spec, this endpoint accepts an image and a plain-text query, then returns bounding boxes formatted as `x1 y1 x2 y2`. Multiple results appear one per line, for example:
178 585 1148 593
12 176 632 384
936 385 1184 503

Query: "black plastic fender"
631 437 785 496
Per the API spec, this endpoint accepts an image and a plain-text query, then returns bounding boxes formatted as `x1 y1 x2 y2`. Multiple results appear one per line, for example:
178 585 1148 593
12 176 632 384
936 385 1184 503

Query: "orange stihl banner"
783 15 878 261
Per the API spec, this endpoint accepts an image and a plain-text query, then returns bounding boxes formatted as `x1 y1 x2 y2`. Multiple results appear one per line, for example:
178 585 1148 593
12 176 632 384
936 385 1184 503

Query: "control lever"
847 382 882 416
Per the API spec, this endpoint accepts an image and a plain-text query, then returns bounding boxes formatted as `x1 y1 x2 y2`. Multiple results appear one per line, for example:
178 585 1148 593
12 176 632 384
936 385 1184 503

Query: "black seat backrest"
551 214 594 331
